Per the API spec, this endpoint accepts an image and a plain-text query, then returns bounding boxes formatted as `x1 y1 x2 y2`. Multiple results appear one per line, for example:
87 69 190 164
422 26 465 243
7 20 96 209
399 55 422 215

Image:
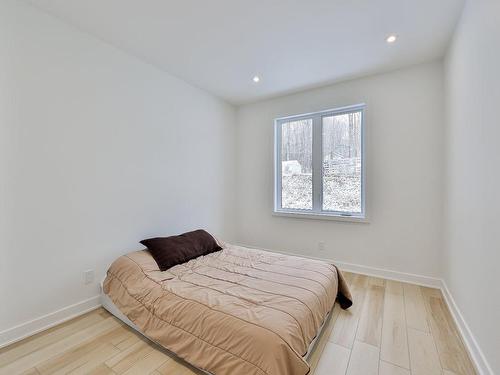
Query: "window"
274 104 365 219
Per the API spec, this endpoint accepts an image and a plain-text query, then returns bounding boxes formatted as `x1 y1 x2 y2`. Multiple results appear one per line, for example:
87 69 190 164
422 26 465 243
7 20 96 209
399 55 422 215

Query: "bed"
102 243 352 375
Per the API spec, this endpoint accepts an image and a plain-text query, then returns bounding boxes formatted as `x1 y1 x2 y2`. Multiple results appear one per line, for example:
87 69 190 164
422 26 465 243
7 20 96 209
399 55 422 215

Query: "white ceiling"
27 0 464 104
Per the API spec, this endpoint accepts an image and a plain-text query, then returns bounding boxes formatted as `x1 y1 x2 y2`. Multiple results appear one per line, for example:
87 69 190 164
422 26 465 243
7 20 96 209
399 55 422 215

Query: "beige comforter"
103 244 352 375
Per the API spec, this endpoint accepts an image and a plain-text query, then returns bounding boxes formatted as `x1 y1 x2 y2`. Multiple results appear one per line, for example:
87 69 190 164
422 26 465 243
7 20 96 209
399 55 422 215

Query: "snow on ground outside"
282 174 361 212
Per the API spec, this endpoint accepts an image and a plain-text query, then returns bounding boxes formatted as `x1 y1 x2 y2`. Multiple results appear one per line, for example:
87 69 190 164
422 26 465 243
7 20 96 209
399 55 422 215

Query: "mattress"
102 243 352 375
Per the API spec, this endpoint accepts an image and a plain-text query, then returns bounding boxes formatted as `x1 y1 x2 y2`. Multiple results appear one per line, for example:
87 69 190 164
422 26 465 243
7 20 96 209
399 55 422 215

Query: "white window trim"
273 104 367 222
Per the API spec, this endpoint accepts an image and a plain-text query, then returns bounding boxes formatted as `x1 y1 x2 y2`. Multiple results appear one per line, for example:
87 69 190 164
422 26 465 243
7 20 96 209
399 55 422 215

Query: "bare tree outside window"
322 112 362 213
281 119 312 209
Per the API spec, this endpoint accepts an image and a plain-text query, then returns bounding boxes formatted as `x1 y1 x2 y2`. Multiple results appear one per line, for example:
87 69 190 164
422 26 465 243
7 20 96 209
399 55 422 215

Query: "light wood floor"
0 273 477 375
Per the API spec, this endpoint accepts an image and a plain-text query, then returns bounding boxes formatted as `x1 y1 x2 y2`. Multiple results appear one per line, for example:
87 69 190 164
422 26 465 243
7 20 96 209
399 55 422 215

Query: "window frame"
274 104 367 221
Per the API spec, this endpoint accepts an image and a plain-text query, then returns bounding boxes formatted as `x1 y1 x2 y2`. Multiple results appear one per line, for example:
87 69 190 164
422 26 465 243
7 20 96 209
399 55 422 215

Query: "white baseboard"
236 242 492 374
440 281 494 375
0 295 101 349
334 260 442 288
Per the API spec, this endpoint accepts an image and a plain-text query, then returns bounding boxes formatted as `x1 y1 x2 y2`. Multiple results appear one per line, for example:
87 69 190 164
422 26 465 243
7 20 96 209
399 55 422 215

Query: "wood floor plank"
86 364 116 375
0 310 105 367
105 340 154 374
368 276 386 288
0 318 120 375
380 280 409 369
154 362 182 375
328 309 357 349
114 332 144 351
104 327 138 348
407 328 442 375
342 272 354 285
356 283 384 347
420 287 477 375
385 280 402 295
19 369 40 375
97 309 113 319
313 342 350 375
329 274 368 348
121 349 169 375
346 341 379 375
37 325 128 374
36 329 122 375
59 344 119 375
403 283 429 332
379 360 410 375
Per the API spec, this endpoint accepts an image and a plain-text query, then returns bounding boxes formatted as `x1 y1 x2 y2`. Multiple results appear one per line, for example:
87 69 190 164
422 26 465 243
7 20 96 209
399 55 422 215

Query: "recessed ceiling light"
252 75 260 83
386 35 397 43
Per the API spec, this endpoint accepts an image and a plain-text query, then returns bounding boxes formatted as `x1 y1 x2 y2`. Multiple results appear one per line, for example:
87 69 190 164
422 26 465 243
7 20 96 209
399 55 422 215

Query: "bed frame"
100 280 332 375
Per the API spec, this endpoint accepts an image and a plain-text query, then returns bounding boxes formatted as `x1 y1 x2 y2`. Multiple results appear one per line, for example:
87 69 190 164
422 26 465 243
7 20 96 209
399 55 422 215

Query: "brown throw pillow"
140 229 222 271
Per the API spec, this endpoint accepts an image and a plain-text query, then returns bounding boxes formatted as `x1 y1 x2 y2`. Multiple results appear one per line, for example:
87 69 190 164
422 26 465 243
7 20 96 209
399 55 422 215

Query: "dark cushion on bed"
140 229 222 271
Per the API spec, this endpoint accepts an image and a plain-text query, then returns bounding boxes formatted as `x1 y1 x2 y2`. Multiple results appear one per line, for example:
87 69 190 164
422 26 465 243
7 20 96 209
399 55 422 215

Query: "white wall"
444 0 500 373
236 62 444 278
0 3 12 336
0 1 236 335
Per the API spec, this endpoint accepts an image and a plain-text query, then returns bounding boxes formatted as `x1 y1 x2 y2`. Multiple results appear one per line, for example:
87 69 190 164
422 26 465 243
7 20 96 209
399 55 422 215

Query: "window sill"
272 210 369 223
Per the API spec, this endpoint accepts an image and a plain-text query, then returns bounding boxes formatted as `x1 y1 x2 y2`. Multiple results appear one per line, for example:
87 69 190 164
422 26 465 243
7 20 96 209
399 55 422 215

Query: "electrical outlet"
318 241 325 252
83 269 95 285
